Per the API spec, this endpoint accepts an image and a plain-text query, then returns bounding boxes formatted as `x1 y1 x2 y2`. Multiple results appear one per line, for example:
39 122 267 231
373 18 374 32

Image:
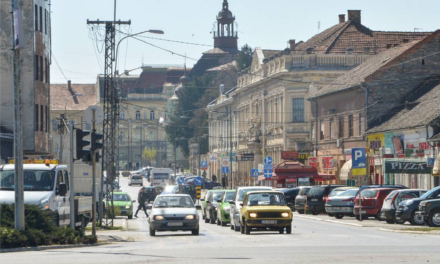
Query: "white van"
150 168 171 187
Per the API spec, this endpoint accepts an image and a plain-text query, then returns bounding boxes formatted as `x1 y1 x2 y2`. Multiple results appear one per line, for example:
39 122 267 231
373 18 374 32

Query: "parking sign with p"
352 148 366 176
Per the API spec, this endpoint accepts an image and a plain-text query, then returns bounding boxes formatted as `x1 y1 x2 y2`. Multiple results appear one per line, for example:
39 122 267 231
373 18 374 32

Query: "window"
144 112 148 119
35 5 38 31
56 171 64 194
329 118 334 139
40 105 44 131
311 122 315 140
150 110 155 120
339 116 344 138
44 9 47 34
348 115 353 137
292 98 304 122
120 111 125 120
44 58 47 83
63 171 69 191
40 56 43 81
39 6 43 32
45 106 48 132
135 110 140 120
46 58 50 83
35 55 39 80
85 123 91 130
320 120 324 140
52 119 58 131
35 104 39 131
359 113 364 136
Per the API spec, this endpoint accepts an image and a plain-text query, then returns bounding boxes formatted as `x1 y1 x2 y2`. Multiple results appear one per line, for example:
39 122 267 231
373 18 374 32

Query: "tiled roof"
262 49 282 58
202 47 237 55
309 39 423 98
294 20 430 55
50 83 98 111
429 132 440 142
206 61 237 72
367 82 440 133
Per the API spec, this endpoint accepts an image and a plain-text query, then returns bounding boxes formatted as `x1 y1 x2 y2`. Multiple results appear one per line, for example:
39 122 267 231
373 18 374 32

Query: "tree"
236 44 253 71
142 147 156 166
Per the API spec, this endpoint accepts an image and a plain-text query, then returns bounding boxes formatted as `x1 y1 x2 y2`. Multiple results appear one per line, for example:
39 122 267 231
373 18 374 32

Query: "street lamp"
64 93 83 117
59 92 83 163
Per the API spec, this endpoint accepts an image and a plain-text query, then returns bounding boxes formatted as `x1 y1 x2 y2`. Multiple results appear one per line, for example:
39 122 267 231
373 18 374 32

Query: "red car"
353 188 397 220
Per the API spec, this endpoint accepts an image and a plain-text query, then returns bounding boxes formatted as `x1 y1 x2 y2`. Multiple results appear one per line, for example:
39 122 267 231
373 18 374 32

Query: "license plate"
262 220 277 224
360 211 366 214
167 222 183 226
311 199 318 202
332 207 341 210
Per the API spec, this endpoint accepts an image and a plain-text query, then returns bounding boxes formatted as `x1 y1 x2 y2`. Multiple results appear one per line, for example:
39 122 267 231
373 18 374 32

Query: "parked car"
380 189 427 224
201 189 226 224
325 188 359 219
161 185 197 202
239 191 292 234
276 187 304 211
105 191 135 219
140 186 164 203
418 198 440 227
396 186 440 225
294 187 311 214
216 190 236 226
147 194 199 236
185 177 222 190
353 188 397 220
129 175 143 186
229 186 273 231
306 185 345 215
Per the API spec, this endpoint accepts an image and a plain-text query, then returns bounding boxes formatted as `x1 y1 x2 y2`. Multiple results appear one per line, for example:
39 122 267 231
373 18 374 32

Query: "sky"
51 0 440 84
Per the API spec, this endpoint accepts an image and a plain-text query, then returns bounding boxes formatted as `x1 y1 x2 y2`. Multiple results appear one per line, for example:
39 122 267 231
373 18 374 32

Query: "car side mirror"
216 199 222 203
132 200 136 203
287 203 293 207
206 201 211 204
229 201 235 205
239 203 243 207
58 183 67 196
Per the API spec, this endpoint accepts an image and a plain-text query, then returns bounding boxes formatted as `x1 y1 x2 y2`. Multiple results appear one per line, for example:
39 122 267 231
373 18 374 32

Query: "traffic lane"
3 215 440 264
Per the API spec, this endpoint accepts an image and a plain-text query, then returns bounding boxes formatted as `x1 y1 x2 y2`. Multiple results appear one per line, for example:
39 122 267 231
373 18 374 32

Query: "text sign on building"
322 156 334 170
384 161 432 174
240 153 254 161
352 148 367 176
201 161 208 170
281 151 298 160
309 157 317 168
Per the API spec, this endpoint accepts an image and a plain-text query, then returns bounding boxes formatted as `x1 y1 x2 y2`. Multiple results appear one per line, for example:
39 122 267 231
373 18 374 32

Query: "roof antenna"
318 21 321 33
142 53 144 66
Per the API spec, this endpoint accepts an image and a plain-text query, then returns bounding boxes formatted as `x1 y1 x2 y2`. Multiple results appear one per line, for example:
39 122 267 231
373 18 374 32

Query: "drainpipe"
360 82 369 130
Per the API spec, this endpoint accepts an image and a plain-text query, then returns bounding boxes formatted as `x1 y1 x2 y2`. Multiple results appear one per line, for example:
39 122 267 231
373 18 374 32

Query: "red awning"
272 172 318 181
314 173 336 181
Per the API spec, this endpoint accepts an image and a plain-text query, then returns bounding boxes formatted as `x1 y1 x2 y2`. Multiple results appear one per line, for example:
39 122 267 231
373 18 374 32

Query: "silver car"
325 188 359 219
148 194 199 236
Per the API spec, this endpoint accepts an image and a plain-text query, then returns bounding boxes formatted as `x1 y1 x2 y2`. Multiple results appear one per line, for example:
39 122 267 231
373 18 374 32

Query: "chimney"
289 39 296 51
346 48 353 55
347 10 361 24
339 14 346 24
67 80 74 95
364 47 370 54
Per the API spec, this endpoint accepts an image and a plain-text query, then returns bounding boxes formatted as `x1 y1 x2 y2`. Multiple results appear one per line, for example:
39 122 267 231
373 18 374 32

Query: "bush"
0 204 96 248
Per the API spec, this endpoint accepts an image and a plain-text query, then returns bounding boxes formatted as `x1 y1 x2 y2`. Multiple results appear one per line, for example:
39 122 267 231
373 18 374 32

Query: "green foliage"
236 44 254 71
142 147 157 165
0 204 96 248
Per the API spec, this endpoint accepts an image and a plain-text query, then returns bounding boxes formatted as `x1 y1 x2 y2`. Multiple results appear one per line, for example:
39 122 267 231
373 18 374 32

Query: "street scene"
1 0 440 263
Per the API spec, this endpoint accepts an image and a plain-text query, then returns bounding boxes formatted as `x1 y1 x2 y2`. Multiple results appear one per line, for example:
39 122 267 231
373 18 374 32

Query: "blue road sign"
264 156 273 165
427 158 435 167
177 177 185 185
352 148 367 169
194 176 203 186
251 169 259 178
222 167 229 173
264 169 273 178
201 160 208 168
264 164 273 170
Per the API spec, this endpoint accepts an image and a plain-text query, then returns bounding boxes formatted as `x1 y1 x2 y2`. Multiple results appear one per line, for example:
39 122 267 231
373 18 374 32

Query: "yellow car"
239 191 292 235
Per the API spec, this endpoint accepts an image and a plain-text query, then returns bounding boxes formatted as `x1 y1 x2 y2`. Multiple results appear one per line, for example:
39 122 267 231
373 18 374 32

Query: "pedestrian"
134 187 149 218
222 174 228 188
212 174 217 182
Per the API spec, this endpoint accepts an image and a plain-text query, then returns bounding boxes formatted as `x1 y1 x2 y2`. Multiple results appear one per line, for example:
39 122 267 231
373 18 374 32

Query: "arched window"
150 110 155 120
136 110 140 120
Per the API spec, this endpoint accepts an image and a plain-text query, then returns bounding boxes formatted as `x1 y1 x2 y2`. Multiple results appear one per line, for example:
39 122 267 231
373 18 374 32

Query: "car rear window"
361 189 378 198
385 190 398 201
308 187 325 196
131 176 141 179
338 189 359 197
298 188 310 196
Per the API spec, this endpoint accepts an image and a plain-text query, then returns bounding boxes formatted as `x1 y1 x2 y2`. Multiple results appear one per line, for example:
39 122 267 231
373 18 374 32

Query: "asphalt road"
2 178 440 264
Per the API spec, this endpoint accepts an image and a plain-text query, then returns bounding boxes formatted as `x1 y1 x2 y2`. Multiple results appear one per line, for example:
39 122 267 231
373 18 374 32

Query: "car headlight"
125 205 131 209
404 200 414 206
223 206 230 212
154 215 164 220
40 199 49 210
249 213 257 218
281 212 289 218
185 215 196 220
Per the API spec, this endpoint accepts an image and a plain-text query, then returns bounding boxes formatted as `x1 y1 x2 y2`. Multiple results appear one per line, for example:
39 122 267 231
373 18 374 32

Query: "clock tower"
214 0 238 50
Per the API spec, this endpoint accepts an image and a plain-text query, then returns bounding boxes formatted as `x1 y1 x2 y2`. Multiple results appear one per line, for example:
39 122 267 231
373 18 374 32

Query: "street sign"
427 158 435 168
221 157 229 168
264 156 273 165
309 157 318 168
195 186 201 199
240 153 254 161
222 167 229 173
251 169 259 178
229 153 236 162
264 164 273 170
193 176 203 186
84 105 104 126
352 148 367 176
258 164 264 173
177 177 185 185
201 160 208 170
210 153 218 162
264 169 273 178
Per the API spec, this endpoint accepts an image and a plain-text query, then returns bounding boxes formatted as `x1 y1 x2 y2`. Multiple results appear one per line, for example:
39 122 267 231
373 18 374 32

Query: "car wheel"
386 219 395 224
286 224 292 234
234 223 240 232
409 211 424 226
395 217 406 225
204 215 210 223
149 227 156 236
279 228 284 234
297 210 304 214
202 212 206 220
192 228 199 235
240 220 245 234
216 216 221 225
244 221 251 235
230 224 234 230
128 214 133 219
312 211 319 215
428 209 440 227
221 220 227 226
335 214 344 219
210 214 216 224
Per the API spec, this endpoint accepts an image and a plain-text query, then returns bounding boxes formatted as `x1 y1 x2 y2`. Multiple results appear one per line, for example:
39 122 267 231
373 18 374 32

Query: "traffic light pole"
91 110 97 237
69 121 75 229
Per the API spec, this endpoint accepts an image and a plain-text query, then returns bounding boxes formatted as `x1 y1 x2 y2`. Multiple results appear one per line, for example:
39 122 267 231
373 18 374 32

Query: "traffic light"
75 128 91 162
91 130 103 151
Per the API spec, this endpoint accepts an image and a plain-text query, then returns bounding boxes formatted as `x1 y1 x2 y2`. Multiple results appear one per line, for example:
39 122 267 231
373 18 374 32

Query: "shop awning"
340 159 352 181
315 173 336 181
433 156 440 175
272 172 318 180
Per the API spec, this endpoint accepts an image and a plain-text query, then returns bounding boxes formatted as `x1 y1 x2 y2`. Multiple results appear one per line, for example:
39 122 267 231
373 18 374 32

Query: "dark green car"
216 190 236 226
105 191 135 219
201 189 226 224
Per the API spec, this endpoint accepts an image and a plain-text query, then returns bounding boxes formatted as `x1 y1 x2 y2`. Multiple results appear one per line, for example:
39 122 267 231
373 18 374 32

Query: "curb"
294 214 363 227
379 228 440 235
0 241 115 254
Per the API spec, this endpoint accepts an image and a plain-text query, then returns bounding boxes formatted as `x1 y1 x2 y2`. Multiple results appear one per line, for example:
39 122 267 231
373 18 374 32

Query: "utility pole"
229 106 233 189
87 18 130 227
59 114 65 163
69 121 75 229
12 0 24 230
91 110 97 236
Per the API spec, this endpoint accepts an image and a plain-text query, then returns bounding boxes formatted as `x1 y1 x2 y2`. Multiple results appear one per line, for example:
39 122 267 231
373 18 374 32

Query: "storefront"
384 159 433 189
272 161 334 188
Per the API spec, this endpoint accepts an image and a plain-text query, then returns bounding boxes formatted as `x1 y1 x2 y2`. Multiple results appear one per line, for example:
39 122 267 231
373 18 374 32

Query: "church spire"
214 0 238 50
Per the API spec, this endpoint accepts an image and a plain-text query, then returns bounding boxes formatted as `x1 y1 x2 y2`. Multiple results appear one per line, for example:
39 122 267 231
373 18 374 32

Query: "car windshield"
298 188 310 196
0 170 55 191
162 186 178 194
238 188 270 201
153 196 194 208
110 194 130 201
211 191 225 201
419 187 440 199
246 193 286 206
308 187 325 196
361 189 378 198
224 192 235 201
338 189 359 197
